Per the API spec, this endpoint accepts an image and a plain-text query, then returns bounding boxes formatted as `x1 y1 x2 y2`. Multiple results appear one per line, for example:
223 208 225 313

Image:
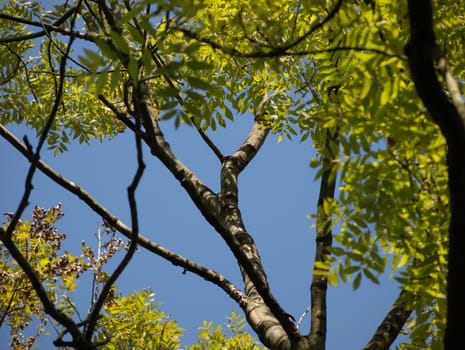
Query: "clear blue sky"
1 114 403 348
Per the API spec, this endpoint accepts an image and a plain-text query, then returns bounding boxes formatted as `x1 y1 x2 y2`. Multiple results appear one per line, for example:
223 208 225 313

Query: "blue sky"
0 114 403 348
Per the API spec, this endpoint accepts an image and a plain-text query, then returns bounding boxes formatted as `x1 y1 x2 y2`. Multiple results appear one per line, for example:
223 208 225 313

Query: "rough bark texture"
405 1 465 348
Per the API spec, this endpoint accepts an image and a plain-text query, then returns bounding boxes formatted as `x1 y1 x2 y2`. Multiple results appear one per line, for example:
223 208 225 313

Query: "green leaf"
353 272 362 290
186 76 214 91
363 268 379 284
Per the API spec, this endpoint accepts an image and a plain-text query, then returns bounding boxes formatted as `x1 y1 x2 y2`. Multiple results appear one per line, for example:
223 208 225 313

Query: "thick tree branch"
362 291 413 350
0 125 246 307
405 1 465 348
132 83 220 227
307 129 338 350
212 95 302 346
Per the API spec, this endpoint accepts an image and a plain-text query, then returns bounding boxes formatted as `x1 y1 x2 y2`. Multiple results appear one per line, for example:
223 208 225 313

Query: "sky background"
1 115 404 349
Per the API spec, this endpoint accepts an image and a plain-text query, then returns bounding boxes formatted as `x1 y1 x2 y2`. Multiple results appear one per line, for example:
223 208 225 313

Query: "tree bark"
405 1 465 348
361 291 413 350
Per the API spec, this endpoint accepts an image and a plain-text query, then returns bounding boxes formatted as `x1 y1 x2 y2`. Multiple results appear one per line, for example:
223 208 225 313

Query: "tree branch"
85 106 146 340
0 6 92 347
0 229 89 348
362 291 413 350
0 124 246 307
150 49 225 161
179 0 343 59
405 1 465 348
131 83 220 228
212 94 302 345
0 13 99 43
307 129 338 350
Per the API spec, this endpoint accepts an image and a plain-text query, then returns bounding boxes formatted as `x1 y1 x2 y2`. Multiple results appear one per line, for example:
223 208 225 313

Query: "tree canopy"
1 0 465 349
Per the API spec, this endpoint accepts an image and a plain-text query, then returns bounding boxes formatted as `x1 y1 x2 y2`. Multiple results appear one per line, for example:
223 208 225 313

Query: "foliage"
2 0 464 348
189 311 265 350
0 207 263 349
94 289 184 350
0 205 87 349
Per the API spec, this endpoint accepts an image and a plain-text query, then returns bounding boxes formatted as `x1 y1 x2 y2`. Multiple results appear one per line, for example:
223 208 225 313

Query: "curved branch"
178 29 404 60
231 94 270 173
180 0 343 58
0 6 91 348
0 124 246 307
213 94 301 345
85 110 146 340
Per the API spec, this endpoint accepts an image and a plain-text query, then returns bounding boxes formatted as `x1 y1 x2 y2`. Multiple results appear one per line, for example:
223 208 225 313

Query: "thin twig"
151 49 225 161
179 0 345 59
85 101 146 340
0 5 77 43
179 29 405 60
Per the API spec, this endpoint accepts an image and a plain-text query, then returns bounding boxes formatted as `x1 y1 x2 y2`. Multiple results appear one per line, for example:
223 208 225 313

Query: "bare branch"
0 124 245 307
308 129 339 349
230 93 270 173
362 291 413 350
150 49 225 161
85 104 146 340
212 93 301 344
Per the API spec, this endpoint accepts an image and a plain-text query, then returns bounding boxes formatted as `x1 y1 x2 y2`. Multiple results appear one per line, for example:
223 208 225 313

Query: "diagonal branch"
0 13 99 43
0 5 91 347
150 49 225 161
214 94 302 344
131 83 220 226
0 124 246 307
0 229 89 348
362 291 413 350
